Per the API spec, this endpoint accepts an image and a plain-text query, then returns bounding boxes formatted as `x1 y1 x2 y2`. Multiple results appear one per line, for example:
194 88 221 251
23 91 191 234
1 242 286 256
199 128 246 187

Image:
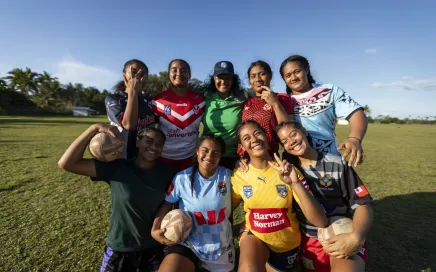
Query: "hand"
123 66 147 95
93 124 124 142
268 153 299 186
323 232 363 259
337 138 364 167
151 227 177 246
235 157 249 173
260 86 279 107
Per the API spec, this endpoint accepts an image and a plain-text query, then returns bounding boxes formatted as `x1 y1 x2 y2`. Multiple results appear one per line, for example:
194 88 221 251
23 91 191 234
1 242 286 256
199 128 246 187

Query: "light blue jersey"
165 166 233 262
291 84 362 154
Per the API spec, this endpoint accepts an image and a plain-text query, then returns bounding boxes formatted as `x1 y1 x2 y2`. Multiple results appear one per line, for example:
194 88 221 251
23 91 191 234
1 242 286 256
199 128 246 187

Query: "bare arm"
272 101 292 123
351 204 373 243
292 182 328 228
121 88 139 131
57 124 123 177
338 110 368 167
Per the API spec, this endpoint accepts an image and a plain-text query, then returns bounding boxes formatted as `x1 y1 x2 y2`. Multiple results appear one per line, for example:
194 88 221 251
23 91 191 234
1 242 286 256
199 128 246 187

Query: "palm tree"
5 67 39 96
38 71 58 85
0 78 8 91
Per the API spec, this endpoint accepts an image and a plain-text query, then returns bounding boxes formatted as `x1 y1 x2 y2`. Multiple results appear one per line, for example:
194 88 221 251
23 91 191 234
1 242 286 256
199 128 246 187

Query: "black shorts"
100 246 165 272
165 244 199 266
247 231 300 271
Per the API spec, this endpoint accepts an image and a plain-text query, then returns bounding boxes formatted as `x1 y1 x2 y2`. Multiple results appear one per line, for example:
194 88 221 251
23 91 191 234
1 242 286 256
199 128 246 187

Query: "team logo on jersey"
263 104 272 111
243 185 253 199
287 252 298 265
320 174 332 187
257 176 266 183
164 105 171 115
218 181 227 196
276 184 288 198
193 105 200 114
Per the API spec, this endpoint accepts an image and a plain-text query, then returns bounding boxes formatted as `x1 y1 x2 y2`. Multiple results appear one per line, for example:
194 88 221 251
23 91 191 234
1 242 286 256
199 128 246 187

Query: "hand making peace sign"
123 65 147 95
268 153 299 186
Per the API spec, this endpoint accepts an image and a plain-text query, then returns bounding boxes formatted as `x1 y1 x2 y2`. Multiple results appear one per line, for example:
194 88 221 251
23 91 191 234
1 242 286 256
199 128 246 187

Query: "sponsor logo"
166 128 198 138
193 105 200 114
276 184 288 198
248 208 290 233
166 183 174 196
257 176 266 183
320 174 332 187
176 103 188 107
354 185 369 198
287 252 298 265
137 115 156 131
243 185 253 199
263 104 272 111
218 181 227 196
164 105 171 115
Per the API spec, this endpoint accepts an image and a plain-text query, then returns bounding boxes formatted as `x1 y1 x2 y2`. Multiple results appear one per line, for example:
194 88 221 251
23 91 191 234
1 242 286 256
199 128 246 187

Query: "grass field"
1 116 436 272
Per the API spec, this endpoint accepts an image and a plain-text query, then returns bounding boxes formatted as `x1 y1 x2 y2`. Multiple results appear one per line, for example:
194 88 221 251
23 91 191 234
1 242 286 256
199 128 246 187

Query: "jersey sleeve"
105 94 125 128
340 163 373 209
332 85 363 120
231 170 243 205
277 93 294 114
94 159 124 181
164 175 181 204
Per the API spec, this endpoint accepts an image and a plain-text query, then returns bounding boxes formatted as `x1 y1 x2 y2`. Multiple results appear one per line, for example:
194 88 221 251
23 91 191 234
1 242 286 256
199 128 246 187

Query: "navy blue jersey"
105 92 156 159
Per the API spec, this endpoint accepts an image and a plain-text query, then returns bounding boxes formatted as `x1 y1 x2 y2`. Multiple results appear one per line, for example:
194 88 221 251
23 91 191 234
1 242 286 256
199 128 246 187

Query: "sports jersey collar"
299 152 324 169
196 166 220 182
210 91 237 101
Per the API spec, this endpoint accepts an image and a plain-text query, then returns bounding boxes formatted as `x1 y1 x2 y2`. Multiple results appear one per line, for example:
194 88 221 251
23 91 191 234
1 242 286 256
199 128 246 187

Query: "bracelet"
348 136 362 143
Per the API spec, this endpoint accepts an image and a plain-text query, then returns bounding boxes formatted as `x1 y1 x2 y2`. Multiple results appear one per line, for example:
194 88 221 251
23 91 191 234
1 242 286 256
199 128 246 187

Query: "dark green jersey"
95 159 174 252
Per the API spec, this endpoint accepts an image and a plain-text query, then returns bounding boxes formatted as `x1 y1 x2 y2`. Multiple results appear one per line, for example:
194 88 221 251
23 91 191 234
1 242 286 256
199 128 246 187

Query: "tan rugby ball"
318 216 364 255
88 132 124 162
160 209 193 243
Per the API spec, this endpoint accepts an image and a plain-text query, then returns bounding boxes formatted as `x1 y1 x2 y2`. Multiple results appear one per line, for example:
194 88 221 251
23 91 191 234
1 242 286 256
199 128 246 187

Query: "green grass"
1 116 435 271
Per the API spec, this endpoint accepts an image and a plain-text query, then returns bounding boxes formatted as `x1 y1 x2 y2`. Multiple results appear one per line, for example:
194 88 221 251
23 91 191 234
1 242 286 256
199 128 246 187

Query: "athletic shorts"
159 156 193 173
166 243 235 272
100 246 165 272
246 231 300 271
300 235 368 272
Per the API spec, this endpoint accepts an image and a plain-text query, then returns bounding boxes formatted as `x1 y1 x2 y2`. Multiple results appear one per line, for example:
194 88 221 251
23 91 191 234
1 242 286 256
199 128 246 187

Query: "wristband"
348 136 362 143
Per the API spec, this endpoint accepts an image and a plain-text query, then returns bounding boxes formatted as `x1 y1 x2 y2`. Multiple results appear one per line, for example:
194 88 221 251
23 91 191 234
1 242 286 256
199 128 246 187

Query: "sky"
0 0 435 118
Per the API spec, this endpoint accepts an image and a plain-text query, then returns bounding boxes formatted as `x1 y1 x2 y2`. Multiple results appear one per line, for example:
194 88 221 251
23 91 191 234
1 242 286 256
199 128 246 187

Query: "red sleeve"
277 93 294 114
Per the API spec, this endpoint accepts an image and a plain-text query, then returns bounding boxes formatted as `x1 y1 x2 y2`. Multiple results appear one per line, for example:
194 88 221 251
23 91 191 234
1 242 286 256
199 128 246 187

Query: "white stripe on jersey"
152 100 206 122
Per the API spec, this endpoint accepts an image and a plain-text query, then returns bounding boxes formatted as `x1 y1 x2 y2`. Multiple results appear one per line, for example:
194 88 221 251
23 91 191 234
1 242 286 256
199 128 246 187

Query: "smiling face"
214 74 233 97
196 139 222 173
238 123 269 158
281 61 311 94
277 124 311 157
249 65 271 93
136 130 165 161
169 60 190 88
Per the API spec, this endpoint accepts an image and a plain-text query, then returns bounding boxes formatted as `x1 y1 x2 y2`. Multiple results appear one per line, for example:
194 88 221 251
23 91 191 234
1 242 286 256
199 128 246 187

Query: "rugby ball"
160 209 193 243
88 132 124 162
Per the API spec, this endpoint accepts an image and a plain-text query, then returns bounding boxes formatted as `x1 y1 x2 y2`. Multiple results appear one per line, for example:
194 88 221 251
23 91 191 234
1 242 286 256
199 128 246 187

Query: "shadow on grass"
0 117 99 126
368 192 436 272
0 178 40 192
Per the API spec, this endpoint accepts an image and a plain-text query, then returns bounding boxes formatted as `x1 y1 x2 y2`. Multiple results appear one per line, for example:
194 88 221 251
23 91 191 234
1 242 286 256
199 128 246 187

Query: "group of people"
58 55 373 272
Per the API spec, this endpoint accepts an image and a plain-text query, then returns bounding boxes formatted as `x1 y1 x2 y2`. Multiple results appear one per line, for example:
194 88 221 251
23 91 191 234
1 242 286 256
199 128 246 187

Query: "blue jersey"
291 84 363 154
165 166 233 261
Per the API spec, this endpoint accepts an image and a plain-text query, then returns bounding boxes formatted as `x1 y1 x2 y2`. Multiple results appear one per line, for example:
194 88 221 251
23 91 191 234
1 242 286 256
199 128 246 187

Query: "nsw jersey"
238 94 293 157
231 164 300 253
105 92 156 159
294 152 373 237
152 89 205 160
165 166 233 261
291 84 363 154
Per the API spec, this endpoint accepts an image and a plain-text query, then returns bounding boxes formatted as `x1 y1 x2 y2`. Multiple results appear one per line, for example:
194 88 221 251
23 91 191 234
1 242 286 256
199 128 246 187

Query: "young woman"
105 59 156 159
58 124 174 272
152 59 205 172
237 60 294 158
231 120 328 272
279 55 368 167
276 121 373 272
202 61 249 170
151 135 235 272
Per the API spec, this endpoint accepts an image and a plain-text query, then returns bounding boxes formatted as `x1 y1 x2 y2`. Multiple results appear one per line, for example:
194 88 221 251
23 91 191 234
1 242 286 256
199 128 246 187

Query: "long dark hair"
113 59 149 92
205 73 244 99
279 55 316 94
275 121 313 167
190 134 226 196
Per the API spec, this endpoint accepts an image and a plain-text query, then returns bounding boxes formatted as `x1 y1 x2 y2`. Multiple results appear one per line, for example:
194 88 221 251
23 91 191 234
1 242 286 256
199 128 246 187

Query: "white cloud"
364 48 377 54
54 59 119 90
371 76 436 91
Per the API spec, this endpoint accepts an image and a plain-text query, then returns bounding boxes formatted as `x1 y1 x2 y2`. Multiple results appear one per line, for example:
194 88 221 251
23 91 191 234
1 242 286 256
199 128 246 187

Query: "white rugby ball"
160 209 193 243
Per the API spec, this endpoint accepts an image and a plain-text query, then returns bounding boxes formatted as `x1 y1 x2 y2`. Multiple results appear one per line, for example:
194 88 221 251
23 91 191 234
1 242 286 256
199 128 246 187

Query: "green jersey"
94 159 174 252
202 91 245 158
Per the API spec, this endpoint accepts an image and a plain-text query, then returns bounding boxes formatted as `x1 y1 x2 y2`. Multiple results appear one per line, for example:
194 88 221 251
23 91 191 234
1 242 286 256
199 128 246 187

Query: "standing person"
279 55 368 167
202 61 249 170
151 135 235 272
105 59 156 159
58 124 174 272
276 121 373 272
232 120 328 272
152 59 205 173
237 60 294 158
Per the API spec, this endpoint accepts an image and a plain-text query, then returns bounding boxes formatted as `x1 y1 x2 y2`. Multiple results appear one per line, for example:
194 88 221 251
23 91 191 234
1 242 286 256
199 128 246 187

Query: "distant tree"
363 105 371 116
5 67 39 96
